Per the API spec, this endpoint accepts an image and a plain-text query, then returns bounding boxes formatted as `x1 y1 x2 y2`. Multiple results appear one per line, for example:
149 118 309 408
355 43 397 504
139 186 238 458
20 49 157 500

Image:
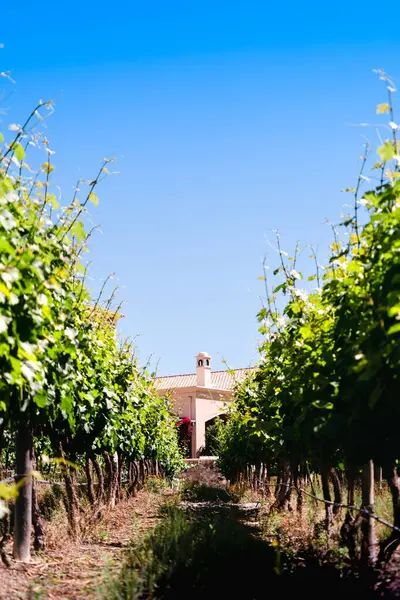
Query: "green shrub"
180 481 234 503
38 485 64 521
100 504 274 599
144 476 168 494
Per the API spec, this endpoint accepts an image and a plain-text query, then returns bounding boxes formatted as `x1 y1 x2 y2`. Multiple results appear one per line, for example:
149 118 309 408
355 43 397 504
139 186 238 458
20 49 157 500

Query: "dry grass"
257 482 395 562
0 485 173 600
1 470 398 599
178 460 227 488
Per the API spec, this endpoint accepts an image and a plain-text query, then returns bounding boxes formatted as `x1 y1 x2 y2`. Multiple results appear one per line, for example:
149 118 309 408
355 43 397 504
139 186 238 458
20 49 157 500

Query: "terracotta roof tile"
154 368 255 392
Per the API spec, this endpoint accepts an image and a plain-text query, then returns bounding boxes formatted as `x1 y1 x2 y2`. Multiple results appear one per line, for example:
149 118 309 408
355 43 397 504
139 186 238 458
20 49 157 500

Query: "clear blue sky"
1 1 399 375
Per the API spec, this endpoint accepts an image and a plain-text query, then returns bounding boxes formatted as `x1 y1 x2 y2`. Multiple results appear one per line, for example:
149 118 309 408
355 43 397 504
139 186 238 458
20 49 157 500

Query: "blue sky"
1 1 399 375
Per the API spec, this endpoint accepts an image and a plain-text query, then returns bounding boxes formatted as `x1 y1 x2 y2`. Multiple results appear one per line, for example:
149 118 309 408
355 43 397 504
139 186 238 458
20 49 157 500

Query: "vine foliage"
217 71 400 565
0 101 183 561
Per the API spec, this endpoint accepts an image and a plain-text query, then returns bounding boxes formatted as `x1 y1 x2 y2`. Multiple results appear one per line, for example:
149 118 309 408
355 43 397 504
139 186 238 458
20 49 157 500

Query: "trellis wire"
2 473 399 534
240 477 400 534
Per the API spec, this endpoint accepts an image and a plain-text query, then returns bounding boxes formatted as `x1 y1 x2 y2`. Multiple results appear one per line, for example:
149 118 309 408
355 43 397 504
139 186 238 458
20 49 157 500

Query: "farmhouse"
154 352 254 458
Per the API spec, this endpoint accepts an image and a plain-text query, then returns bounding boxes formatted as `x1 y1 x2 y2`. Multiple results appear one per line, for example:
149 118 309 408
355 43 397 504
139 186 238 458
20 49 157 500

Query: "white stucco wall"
167 392 196 456
155 352 255 457
166 389 230 456
173 395 195 420
194 396 228 453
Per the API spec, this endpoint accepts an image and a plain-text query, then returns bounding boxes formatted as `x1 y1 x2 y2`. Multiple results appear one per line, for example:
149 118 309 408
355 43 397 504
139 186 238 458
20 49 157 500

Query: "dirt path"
0 489 169 599
2 465 399 599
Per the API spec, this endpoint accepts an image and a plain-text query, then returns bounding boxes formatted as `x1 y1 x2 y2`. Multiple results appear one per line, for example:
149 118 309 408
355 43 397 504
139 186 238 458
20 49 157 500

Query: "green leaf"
61 395 73 415
388 305 400 318
34 393 47 408
346 261 363 274
273 283 285 294
0 133 4 144
70 221 86 242
0 482 19 501
299 326 313 339
48 194 60 210
14 143 25 162
89 192 99 206
388 323 400 335
291 302 302 314
0 238 15 254
312 400 333 410
0 283 10 299
377 141 395 163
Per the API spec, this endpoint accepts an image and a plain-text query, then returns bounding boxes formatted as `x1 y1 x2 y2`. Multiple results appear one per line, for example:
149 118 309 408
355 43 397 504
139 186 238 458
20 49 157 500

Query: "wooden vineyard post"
321 466 333 531
361 460 376 566
13 425 33 562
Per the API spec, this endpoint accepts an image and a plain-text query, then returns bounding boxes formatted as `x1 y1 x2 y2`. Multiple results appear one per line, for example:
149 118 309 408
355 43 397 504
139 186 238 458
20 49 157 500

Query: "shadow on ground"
163 504 379 600
105 498 382 600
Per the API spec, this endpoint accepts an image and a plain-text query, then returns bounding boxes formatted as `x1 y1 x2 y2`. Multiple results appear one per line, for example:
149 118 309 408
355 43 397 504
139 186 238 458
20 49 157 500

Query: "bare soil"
179 459 227 487
2 465 400 599
0 489 170 599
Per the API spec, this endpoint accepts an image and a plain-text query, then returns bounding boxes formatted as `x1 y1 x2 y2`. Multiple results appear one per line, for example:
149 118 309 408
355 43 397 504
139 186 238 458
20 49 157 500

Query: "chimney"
196 352 211 387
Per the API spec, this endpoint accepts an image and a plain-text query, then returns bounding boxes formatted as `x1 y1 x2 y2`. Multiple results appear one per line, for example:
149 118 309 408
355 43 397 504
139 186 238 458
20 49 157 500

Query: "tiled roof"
155 373 197 390
154 368 255 392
